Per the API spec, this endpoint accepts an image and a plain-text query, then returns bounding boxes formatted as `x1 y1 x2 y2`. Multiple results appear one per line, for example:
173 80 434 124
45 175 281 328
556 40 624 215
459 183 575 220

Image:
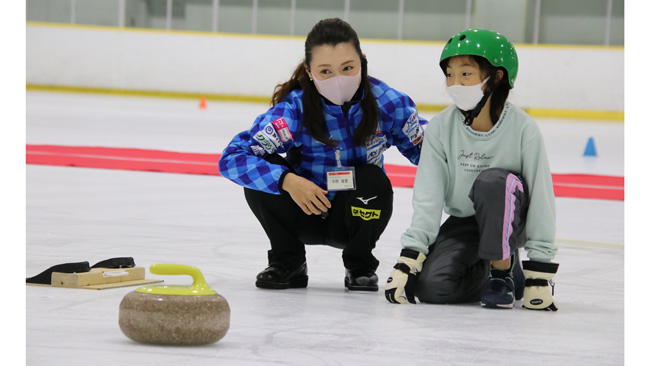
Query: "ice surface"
25 92 625 365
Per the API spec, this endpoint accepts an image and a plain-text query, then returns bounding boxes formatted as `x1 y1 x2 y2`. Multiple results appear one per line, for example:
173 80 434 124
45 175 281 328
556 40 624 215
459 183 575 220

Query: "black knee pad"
351 165 394 210
471 168 511 194
415 260 489 304
328 165 394 249
354 165 393 193
471 168 528 199
415 276 459 304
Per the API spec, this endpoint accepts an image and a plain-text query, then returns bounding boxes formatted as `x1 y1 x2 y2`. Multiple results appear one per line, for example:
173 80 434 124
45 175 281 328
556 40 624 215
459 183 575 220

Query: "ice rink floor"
25 92 626 365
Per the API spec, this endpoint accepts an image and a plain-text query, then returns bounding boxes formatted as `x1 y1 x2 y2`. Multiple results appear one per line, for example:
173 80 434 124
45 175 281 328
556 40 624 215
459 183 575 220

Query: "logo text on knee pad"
351 206 381 221
356 196 377 205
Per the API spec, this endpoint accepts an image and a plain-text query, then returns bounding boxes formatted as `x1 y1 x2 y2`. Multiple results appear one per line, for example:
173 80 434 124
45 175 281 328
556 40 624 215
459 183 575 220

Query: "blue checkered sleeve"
218 99 300 195
372 79 427 166
392 96 427 165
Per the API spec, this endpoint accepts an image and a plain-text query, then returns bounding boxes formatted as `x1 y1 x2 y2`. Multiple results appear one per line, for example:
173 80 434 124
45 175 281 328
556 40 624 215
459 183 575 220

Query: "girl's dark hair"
271 18 378 147
441 55 511 125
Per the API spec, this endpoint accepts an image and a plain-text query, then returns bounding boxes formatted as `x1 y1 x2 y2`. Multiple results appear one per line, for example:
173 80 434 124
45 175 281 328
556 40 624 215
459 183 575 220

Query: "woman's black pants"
244 159 394 272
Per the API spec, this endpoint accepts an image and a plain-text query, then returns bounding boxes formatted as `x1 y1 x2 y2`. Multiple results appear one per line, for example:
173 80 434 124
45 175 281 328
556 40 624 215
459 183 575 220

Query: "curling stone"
119 264 230 345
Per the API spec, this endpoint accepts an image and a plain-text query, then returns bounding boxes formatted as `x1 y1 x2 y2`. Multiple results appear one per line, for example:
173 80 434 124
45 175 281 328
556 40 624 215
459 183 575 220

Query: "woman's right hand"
282 173 331 215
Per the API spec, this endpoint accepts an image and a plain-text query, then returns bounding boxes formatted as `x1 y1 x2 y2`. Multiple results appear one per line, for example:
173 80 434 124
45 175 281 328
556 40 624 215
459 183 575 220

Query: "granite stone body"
119 291 230 345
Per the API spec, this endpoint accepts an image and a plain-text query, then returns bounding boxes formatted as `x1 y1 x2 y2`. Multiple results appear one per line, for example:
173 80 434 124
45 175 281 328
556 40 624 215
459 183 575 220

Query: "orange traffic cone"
199 96 207 109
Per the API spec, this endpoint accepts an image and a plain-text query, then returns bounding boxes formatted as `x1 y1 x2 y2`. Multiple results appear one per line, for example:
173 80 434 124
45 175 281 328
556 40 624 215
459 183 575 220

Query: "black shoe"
255 262 308 289
344 269 378 292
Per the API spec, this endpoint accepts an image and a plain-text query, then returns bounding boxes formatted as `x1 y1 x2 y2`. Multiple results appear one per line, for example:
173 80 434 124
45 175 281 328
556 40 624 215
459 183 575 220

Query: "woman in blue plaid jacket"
219 18 427 292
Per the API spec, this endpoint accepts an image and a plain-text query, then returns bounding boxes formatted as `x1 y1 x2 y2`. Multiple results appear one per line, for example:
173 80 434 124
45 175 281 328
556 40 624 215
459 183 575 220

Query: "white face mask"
312 70 362 105
446 77 490 111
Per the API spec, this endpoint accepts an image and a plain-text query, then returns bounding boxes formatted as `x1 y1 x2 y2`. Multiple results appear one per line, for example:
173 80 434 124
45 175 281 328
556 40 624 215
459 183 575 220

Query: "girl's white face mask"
312 70 362 105
446 77 490 111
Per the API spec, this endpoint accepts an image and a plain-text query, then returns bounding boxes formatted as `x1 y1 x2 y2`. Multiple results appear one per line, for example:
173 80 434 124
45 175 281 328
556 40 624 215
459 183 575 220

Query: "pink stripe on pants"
502 174 524 260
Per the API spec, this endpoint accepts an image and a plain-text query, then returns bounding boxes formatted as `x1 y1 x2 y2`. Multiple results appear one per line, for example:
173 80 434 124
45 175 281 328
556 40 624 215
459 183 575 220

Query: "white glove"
522 260 560 311
385 249 426 304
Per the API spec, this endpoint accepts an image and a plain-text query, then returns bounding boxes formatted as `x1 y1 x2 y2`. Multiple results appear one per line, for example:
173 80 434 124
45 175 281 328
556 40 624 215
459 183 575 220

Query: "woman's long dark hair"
441 55 511 125
271 18 378 147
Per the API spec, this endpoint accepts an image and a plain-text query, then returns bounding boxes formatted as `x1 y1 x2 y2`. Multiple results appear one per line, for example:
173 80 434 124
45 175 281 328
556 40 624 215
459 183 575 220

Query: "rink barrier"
25 84 624 122
26 145 624 201
26 22 625 115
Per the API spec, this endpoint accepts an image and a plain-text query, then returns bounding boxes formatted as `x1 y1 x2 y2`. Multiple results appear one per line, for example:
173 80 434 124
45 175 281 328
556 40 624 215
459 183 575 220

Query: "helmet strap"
462 87 493 126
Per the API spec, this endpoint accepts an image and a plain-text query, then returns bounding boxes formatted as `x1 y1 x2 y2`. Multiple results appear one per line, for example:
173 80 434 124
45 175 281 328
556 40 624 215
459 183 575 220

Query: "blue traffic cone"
583 137 597 157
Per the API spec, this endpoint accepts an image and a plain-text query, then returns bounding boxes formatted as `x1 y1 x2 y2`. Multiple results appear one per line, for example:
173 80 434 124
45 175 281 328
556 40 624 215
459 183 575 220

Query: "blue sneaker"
481 268 515 309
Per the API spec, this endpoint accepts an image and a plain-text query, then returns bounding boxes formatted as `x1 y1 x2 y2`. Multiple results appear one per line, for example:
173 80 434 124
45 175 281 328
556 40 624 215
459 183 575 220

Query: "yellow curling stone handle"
135 264 217 296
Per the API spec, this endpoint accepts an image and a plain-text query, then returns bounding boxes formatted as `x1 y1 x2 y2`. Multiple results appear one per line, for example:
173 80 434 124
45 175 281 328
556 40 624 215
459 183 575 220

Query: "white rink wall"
26 23 623 112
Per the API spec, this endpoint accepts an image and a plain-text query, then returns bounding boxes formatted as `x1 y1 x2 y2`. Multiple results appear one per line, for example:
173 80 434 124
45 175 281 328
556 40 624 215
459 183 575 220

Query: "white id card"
326 167 356 191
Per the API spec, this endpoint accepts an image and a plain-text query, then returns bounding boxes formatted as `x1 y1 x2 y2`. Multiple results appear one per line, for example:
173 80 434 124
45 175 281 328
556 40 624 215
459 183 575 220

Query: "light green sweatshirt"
400 102 558 262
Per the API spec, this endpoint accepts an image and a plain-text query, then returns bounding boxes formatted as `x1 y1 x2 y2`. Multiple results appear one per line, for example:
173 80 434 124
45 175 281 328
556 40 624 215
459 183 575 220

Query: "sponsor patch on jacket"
402 108 423 146
365 133 387 165
271 117 293 143
250 144 266 157
253 123 283 154
351 206 381 221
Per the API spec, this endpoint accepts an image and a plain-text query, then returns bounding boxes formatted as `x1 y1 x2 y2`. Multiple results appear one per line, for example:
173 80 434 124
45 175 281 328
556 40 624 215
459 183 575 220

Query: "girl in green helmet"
385 29 560 310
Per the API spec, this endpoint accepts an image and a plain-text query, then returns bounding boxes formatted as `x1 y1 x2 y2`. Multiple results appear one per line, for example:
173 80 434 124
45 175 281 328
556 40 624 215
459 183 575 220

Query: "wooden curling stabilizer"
51 267 162 289
119 264 230 345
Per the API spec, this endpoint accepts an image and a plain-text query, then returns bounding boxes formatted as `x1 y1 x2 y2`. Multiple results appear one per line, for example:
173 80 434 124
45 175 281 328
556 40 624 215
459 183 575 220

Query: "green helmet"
440 29 518 88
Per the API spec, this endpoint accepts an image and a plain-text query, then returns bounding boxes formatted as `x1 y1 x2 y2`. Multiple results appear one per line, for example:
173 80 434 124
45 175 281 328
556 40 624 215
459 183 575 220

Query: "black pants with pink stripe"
415 168 529 304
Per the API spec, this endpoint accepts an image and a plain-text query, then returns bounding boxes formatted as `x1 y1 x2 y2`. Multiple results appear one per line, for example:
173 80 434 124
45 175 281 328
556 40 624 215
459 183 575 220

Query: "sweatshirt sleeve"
218 100 299 195
399 119 448 255
520 125 558 262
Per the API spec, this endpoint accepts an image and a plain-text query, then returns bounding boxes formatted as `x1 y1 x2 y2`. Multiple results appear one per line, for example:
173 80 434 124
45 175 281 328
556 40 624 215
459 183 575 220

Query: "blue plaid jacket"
218 77 427 200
